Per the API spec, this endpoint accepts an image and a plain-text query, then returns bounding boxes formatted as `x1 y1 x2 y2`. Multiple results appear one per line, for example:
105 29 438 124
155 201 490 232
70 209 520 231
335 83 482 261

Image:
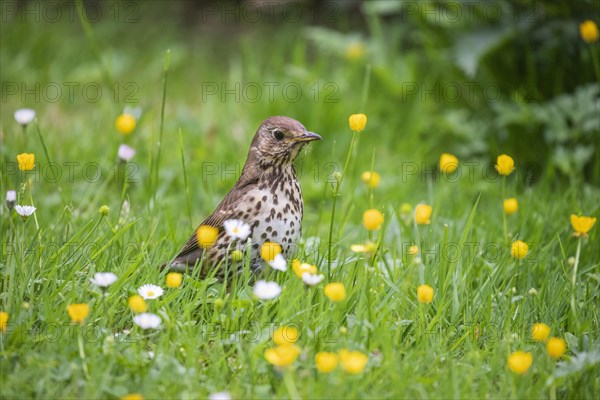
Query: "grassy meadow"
1 1 599 399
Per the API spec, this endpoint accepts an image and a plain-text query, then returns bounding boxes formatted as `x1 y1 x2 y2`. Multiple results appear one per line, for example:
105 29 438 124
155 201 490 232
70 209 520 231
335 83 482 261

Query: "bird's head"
251 116 321 165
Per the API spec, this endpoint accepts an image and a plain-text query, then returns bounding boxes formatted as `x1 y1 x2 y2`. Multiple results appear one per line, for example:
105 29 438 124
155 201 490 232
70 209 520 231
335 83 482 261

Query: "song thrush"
167 116 321 276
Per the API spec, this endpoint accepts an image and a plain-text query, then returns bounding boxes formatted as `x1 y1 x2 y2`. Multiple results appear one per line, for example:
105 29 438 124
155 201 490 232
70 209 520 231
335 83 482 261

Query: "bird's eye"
273 129 285 141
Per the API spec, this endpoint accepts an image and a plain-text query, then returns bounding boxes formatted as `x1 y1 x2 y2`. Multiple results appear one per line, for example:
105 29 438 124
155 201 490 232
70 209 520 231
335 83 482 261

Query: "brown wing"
171 163 260 263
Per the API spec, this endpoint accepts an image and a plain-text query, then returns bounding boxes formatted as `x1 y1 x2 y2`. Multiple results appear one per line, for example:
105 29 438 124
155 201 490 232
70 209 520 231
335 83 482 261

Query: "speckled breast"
207 167 303 270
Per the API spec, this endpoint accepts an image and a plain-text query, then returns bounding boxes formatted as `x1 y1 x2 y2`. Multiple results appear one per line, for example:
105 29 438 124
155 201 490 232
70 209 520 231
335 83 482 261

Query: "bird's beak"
293 131 322 143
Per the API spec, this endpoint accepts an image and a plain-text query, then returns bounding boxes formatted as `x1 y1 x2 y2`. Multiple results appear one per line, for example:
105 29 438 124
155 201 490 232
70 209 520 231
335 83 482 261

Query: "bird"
167 116 321 277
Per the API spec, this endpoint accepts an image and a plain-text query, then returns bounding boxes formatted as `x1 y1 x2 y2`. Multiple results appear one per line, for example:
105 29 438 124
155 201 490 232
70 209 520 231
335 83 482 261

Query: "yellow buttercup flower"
408 244 419 256
503 198 519 215
495 154 515 176
439 153 458 174
264 344 301 367
121 394 144 400
531 323 551 342
166 272 182 288
67 303 90 324
546 337 567 359
362 209 384 231
415 204 432 225
339 349 368 374
350 242 378 253
260 241 282 262
361 171 381 188
349 113 367 132
273 326 299 345
230 249 244 262
196 225 219 248
417 284 434 304
324 282 346 302
507 351 532 375
292 260 317 278
16 153 35 171
0 311 8 333
315 352 338 373
511 240 528 260
99 205 110 216
128 295 147 313
115 113 137 135
570 215 596 237
580 20 599 43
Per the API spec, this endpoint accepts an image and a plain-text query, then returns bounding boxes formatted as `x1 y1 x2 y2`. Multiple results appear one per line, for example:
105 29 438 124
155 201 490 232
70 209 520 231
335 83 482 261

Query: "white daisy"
253 280 282 300
90 272 118 288
209 392 232 400
117 144 136 162
301 272 324 286
14 108 36 125
138 284 164 299
268 253 287 272
133 313 162 329
223 219 251 241
15 205 36 217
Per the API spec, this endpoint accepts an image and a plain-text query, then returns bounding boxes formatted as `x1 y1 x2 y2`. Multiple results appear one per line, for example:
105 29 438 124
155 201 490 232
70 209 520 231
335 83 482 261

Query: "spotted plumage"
167 116 321 277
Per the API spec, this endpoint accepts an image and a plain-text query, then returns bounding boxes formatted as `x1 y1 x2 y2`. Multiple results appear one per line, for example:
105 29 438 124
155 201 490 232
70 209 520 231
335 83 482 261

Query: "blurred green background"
2 0 599 189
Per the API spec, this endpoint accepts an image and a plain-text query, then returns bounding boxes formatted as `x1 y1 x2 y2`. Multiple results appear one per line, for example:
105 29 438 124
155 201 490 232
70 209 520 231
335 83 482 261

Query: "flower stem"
569 237 582 330
21 125 28 149
102 289 110 328
417 224 425 283
502 176 508 243
327 179 340 279
3 215 15 310
28 190 39 231
282 369 301 400
77 325 90 379
327 131 358 277
341 132 358 187
35 122 52 165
